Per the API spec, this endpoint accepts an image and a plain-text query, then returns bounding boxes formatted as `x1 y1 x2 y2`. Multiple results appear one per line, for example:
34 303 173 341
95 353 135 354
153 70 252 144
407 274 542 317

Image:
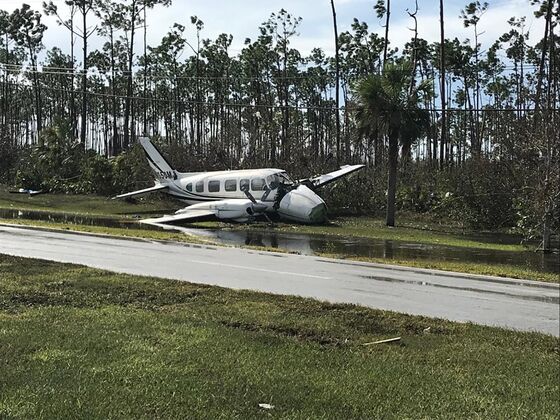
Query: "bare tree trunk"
110 27 118 156
69 12 76 139
383 0 391 64
29 51 42 140
330 0 341 164
407 1 418 93
80 8 87 147
143 4 148 135
123 0 137 149
2 33 9 137
535 0 553 112
386 126 398 227
439 0 447 167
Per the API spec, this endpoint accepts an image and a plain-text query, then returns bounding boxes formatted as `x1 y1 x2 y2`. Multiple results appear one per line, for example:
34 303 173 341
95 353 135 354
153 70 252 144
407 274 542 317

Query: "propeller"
260 186 268 201
241 183 273 224
241 183 257 204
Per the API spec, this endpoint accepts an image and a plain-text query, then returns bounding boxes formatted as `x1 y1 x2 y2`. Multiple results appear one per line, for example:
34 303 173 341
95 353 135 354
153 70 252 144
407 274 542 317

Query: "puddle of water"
204 228 559 275
0 208 162 231
359 275 559 304
1 208 558 275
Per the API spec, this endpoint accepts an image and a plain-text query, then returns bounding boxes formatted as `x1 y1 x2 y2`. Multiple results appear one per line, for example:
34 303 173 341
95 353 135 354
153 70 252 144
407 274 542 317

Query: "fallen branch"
363 337 401 346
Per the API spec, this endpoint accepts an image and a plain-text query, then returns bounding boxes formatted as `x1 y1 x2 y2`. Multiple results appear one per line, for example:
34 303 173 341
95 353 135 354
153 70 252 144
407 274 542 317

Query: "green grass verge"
0 254 558 419
0 218 210 245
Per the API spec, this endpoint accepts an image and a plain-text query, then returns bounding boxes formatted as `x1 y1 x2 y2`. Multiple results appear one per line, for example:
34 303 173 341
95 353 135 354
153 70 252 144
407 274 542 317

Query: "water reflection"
209 229 559 275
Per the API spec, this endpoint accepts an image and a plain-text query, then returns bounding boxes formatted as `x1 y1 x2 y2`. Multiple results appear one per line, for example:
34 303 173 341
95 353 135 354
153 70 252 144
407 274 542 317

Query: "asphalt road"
1 224 558 336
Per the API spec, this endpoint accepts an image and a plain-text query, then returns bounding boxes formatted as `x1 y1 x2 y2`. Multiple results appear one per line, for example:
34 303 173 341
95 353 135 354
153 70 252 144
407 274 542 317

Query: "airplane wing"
140 209 216 224
140 198 262 225
309 164 365 188
113 184 168 199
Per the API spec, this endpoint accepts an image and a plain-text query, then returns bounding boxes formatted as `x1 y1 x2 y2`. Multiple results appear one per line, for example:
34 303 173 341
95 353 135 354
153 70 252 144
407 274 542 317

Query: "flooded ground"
143 219 559 275
0 208 162 231
201 228 559 274
1 208 558 275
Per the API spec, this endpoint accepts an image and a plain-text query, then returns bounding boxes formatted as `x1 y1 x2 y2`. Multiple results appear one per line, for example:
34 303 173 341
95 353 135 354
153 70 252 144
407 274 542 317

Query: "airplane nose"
309 202 327 223
277 185 327 224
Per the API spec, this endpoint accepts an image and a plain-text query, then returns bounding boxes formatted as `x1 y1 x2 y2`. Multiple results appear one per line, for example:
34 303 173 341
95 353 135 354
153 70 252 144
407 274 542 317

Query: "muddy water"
1 208 558 275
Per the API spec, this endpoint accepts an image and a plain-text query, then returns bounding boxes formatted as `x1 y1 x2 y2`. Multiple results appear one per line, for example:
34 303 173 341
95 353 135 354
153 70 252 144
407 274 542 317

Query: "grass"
0 186 178 217
0 218 211 245
0 254 558 419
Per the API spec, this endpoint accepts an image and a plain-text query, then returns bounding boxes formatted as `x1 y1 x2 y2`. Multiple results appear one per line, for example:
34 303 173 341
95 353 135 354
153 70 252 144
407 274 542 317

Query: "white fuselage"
159 168 328 223
164 168 286 209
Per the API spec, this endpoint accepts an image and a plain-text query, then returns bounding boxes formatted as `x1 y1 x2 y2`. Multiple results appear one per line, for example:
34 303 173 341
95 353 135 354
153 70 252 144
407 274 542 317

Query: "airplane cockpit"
267 172 295 188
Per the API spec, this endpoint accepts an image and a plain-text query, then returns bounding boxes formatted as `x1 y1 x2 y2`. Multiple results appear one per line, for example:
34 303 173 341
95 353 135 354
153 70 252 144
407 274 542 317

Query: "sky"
1 0 547 64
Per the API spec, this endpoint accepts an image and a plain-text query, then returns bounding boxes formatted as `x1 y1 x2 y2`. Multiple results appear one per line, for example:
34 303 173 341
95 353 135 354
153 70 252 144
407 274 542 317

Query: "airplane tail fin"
138 137 177 181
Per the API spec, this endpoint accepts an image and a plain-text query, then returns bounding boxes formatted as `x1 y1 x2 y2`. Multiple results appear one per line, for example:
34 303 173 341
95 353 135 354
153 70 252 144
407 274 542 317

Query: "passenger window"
196 181 204 192
240 178 250 191
186 183 192 192
225 179 237 192
208 180 220 192
251 178 265 191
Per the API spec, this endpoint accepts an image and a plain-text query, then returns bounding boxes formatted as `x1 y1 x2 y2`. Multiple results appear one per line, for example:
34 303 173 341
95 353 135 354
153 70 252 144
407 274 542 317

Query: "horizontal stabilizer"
113 184 168 199
141 209 216 224
310 164 366 188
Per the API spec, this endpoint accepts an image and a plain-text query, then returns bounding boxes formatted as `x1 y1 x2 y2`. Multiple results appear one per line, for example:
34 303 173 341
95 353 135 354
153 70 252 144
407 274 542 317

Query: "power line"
5 81 557 114
0 62 547 83
4 81 341 112
0 63 330 81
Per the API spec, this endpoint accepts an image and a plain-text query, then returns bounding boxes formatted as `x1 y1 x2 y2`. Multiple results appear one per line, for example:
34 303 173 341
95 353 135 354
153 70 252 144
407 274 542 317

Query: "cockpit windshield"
278 172 294 185
266 175 279 189
266 172 293 189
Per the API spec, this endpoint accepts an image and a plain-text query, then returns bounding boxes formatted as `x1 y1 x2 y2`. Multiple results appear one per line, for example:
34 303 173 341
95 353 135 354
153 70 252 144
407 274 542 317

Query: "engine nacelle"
277 185 327 224
176 199 257 222
215 200 259 221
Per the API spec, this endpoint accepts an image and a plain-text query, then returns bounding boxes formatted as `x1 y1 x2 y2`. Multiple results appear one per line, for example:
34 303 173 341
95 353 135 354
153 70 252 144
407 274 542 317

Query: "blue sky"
3 0 546 62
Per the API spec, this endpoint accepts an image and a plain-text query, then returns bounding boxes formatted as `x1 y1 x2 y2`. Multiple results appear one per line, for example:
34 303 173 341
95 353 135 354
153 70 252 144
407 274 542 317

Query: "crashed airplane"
115 137 365 224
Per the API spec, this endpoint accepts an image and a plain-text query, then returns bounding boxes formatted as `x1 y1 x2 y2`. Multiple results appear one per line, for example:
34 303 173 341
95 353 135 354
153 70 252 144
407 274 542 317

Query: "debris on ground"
363 336 402 346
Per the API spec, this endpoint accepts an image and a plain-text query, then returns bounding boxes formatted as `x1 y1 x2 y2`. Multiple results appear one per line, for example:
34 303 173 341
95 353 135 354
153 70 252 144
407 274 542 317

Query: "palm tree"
355 61 430 226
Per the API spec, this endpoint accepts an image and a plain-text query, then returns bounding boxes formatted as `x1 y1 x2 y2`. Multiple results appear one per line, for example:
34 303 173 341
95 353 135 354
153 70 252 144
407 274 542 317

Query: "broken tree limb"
363 337 402 346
